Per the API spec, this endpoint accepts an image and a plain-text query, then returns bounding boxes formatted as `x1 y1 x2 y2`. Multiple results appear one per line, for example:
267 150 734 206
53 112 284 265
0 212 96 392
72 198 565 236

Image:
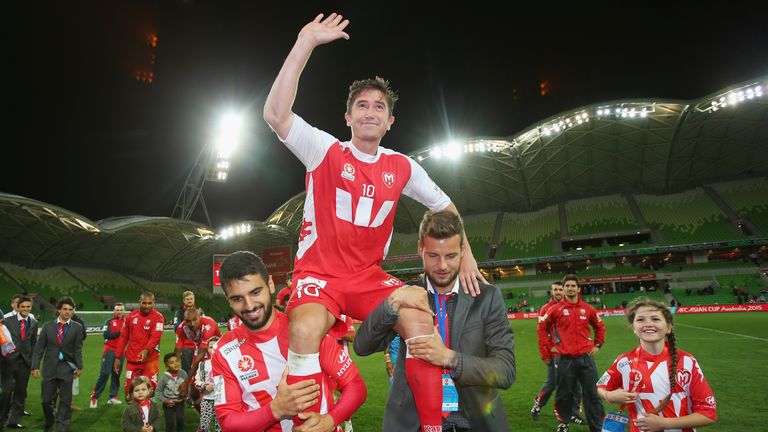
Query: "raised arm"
263 13 350 140
443 202 487 296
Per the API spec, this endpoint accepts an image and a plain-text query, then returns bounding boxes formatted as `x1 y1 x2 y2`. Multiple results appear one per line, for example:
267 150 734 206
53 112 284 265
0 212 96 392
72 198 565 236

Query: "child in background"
154 352 188 432
195 336 221 432
121 376 161 432
596 297 717 432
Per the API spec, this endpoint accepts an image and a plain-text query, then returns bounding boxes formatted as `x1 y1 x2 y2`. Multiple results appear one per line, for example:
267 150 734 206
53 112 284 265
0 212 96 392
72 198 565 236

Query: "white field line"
676 323 768 342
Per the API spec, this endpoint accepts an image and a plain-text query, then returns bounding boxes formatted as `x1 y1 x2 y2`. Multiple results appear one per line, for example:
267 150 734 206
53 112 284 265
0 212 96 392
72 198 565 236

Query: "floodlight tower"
172 112 243 226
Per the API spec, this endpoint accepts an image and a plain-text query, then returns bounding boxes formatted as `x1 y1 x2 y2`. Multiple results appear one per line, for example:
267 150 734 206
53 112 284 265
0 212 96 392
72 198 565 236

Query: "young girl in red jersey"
597 298 717 432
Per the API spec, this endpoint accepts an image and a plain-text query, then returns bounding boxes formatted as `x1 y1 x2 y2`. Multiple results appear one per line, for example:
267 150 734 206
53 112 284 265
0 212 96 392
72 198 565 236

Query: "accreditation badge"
601 411 629 432
442 373 459 412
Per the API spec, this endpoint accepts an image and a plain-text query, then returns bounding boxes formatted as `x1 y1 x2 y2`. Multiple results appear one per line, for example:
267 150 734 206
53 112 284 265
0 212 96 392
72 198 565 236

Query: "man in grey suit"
354 210 516 432
1 296 38 430
31 297 83 432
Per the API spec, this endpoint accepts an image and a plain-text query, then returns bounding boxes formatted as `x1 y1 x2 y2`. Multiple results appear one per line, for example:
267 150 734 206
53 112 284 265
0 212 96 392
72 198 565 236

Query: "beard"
240 303 274 331
426 269 459 290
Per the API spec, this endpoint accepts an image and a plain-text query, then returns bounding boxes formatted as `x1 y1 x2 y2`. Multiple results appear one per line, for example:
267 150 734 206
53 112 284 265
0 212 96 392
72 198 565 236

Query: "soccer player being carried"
212 251 366 432
262 12 485 431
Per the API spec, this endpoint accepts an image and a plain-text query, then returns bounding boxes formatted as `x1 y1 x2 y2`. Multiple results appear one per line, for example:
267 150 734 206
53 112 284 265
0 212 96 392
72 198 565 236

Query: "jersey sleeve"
688 356 717 421
596 356 623 391
402 157 451 211
590 308 606 346
281 114 338 172
147 314 165 352
174 326 184 348
536 306 557 360
212 347 277 431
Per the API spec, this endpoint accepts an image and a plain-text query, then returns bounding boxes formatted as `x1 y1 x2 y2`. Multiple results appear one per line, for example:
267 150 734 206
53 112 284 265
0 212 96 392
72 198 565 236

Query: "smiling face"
344 88 395 144
632 306 672 350
224 274 276 332
551 283 564 302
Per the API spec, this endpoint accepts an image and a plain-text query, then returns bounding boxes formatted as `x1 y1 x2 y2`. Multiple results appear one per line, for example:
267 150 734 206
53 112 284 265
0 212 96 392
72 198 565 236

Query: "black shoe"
6 424 24 429
531 403 541 421
570 415 586 425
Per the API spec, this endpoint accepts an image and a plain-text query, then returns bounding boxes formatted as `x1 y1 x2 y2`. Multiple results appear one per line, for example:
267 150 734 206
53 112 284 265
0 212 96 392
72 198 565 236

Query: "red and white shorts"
287 266 404 337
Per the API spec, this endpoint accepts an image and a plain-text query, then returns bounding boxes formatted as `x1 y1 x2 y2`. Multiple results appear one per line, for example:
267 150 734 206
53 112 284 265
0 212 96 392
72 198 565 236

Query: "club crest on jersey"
382 172 395 188
563 309 570 316
237 355 257 379
676 369 692 387
341 163 355 181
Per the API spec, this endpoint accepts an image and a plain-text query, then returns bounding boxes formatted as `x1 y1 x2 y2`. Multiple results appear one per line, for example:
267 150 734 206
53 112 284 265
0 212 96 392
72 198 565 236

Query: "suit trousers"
0 357 32 425
41 363 76 432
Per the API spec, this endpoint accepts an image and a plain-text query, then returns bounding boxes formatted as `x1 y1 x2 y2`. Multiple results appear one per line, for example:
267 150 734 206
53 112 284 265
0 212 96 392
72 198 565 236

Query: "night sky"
10 1 767 228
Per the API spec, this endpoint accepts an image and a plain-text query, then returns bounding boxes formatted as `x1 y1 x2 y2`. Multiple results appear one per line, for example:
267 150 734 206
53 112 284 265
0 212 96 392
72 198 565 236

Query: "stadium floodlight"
172 108 248 226
696 80 765 113
219 222 252 240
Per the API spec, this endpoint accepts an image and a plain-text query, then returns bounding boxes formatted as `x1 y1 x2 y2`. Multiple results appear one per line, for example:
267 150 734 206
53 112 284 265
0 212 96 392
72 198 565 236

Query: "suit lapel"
450 286 473 351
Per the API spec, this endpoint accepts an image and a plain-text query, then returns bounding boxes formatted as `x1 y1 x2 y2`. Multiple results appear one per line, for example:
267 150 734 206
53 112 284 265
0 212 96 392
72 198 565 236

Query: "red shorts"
287 266 404 337
124 357 159 393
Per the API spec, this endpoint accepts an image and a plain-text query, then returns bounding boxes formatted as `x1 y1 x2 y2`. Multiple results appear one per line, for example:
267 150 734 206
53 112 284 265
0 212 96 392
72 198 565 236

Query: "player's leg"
394 306 443 432
286 281 338 420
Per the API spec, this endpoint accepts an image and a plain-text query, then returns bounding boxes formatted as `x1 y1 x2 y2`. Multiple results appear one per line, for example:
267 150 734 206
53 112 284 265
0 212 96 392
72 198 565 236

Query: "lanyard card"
442 374 459 412
601 411 629 432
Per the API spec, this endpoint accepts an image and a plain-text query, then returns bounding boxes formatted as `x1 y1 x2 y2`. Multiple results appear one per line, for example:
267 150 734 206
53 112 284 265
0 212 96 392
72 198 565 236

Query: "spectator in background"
274 276 292 312
90 303 126 408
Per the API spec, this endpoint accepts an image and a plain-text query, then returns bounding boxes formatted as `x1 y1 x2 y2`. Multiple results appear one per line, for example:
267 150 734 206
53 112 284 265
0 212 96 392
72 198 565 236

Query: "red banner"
674 304 768 314
262 246 292 284
580 274 657 283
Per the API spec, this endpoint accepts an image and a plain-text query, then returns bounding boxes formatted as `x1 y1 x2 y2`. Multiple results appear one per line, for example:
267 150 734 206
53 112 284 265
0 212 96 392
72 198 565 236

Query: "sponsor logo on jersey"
563 309 570 316
382 172 395 188
222 338 245 356
705 396 716 407
676 369 692 387
237 355 256 374
597 372 611 386
342 163 355 181
338 349 349 364
629 369 643 386
580 309 586 314
132 318 138 325
155 322 163 331
382 277 401 288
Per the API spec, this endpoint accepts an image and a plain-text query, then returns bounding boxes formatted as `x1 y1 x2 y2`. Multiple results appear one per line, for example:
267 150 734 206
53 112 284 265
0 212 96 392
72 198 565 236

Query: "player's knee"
289 316 326 344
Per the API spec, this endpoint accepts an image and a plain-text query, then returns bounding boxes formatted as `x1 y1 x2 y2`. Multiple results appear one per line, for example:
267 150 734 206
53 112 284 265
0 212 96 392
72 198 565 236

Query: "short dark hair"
11 294 23 303
346 77 399 116
163 352 178 364
56 297 75 310
562 274 580 287
419 210 464 246
219 251 270 293
16 296 32 305
552 281 563 286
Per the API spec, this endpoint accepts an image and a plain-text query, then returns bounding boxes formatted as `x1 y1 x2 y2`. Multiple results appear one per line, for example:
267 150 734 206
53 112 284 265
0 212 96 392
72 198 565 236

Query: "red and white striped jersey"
212 310 360 431
227 315 242 331
597 345 717 432
282 115 450 277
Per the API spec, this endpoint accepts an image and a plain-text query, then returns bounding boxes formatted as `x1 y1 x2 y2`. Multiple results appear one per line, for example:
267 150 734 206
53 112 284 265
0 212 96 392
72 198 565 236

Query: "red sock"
405 356 443 432
287 350 325 425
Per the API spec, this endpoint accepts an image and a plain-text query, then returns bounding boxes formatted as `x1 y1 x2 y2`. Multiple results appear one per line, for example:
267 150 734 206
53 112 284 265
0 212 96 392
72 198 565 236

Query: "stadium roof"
0 193 293 285
268 76 768 233
1 76 766 284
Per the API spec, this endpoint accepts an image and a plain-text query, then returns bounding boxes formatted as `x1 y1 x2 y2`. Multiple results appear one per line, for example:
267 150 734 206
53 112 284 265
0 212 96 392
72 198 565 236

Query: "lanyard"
433 290 451 350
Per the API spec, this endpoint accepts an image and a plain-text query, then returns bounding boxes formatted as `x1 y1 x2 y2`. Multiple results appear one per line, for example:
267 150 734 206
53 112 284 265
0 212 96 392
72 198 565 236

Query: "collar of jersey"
342 140 383 164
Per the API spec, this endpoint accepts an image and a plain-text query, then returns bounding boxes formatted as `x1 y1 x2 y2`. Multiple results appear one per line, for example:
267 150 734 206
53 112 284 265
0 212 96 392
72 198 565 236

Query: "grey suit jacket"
354 278 516 432
3 314 38 367
31 320 84 380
